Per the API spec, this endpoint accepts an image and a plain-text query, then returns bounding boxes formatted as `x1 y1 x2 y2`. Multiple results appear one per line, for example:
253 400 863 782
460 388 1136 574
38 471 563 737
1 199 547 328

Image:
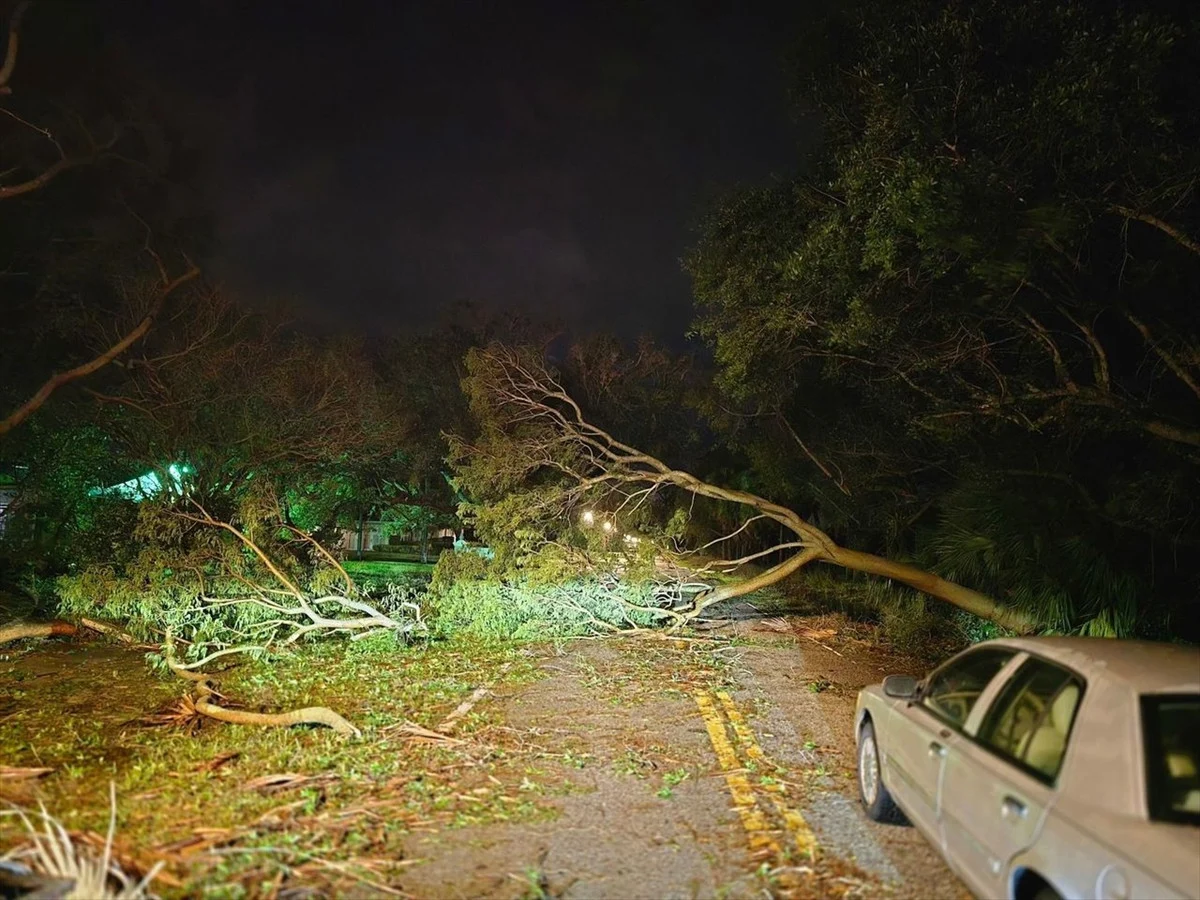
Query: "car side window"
921 648 1015 729
977 658 1083 782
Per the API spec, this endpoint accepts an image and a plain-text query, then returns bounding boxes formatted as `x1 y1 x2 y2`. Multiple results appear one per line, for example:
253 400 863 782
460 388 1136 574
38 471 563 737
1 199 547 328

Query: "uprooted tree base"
454 344 1036 634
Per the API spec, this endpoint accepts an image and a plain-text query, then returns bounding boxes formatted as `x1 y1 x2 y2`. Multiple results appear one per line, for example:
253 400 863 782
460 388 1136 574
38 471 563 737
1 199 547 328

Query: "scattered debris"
0 784 163 900
383 721 467 745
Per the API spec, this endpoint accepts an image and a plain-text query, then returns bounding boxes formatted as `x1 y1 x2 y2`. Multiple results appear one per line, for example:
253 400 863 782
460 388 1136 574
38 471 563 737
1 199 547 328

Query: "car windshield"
1141 694 1200 825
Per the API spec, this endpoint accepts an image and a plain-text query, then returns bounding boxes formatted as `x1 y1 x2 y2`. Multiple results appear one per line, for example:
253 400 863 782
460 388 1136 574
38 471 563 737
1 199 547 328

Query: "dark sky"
113 1 809 338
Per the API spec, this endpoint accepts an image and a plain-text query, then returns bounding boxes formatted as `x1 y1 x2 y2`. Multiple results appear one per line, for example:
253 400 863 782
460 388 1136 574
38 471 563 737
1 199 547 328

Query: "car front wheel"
858 718 904 823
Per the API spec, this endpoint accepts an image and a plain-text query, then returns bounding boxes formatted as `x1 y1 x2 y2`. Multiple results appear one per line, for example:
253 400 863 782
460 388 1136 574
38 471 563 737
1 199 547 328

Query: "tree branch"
465 344 1038 633
1111 205 1200 257
0 263 200 436
1125 311 1200 402
0 1 30 94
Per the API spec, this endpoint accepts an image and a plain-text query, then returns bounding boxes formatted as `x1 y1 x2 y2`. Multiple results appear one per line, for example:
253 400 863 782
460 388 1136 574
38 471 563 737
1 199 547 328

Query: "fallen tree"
50 496 426 736
452 344 1036 634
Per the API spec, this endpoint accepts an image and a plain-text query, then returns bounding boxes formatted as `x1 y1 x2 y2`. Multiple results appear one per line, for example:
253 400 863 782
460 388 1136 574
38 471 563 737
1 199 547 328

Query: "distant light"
581 510 595 525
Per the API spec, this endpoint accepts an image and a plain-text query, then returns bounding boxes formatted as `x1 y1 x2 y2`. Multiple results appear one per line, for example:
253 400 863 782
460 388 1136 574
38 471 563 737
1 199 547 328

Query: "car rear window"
1141 694 1200 825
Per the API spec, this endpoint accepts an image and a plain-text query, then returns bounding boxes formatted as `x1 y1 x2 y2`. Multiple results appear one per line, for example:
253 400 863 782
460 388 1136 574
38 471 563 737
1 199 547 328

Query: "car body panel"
882 696 953 839
942 732 1054 898
1014 806 1198 899
855 637 1200 900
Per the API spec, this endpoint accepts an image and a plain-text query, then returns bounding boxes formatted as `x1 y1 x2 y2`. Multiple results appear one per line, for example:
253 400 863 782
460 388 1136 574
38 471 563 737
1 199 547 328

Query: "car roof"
986 636 1200 694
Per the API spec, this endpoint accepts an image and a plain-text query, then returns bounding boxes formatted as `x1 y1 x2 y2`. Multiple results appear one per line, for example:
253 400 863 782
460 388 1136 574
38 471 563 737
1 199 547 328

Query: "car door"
884 647 1016 842
940 656 1085 899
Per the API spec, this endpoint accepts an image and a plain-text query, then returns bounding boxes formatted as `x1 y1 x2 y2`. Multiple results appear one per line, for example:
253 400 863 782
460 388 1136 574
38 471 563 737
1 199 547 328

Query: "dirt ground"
0 619 969 899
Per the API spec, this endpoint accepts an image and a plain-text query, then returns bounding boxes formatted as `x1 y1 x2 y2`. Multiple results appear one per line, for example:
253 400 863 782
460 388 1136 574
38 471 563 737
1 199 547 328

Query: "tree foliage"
688 0 1200 637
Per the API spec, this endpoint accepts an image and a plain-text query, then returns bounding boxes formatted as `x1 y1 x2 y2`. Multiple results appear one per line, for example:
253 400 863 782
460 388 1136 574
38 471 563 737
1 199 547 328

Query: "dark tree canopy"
688 0 1200 637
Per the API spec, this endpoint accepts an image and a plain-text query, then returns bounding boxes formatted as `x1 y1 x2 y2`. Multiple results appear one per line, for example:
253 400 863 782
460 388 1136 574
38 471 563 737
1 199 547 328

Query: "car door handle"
1001 795 1027 819
928 741 946 758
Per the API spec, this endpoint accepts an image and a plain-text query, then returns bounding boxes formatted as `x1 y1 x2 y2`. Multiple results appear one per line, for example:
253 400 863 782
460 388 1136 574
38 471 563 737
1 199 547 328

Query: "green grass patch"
343 559 434 581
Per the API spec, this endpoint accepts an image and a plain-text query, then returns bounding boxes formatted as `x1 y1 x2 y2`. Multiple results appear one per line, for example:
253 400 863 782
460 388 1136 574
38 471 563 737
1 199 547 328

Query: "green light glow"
89 463 193 500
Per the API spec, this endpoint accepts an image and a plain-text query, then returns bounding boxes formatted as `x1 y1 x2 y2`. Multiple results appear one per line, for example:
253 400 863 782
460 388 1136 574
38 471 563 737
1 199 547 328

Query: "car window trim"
963 651 1027 737
970 653 1088 787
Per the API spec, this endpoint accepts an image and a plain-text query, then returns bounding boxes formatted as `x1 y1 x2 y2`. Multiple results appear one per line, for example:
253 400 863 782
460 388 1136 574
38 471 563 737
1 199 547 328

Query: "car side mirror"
883 675 920 700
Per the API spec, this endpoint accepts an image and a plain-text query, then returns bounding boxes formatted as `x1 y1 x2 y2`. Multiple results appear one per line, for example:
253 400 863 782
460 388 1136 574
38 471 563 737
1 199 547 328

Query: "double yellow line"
694 690 817 862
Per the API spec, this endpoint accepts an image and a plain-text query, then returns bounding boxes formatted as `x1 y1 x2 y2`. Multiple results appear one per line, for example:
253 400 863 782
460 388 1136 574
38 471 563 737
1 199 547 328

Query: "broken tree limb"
78 617 144 646
191 689 361 738
163 633 361 738
0 620 78 646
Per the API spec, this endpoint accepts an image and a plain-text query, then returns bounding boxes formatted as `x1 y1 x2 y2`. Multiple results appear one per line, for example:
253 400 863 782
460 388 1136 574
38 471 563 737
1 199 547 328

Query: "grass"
342 559 434 581
0 635 551 897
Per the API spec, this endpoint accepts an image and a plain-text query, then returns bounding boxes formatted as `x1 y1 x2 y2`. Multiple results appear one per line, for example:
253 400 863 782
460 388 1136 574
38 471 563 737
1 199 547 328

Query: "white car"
855 637 1200 900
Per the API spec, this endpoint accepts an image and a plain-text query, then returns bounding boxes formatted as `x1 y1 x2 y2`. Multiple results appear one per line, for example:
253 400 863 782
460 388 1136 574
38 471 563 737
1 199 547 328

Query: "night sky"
112 1 808 338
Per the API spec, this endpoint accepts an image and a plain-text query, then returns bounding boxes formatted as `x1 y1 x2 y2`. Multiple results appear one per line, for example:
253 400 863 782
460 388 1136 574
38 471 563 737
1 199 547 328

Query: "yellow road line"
694 691 779 858
715 690 818 859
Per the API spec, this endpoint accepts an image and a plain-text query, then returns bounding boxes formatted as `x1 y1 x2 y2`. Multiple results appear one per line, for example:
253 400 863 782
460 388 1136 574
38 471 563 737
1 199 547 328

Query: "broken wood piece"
79 617 144 646
435 662 511 733
193 694 361 738
384 721 466 745
436 685 490 733
192 751 241 774
0 766 53 780
241 772 340 794
163 633 361 737
0 621 77 646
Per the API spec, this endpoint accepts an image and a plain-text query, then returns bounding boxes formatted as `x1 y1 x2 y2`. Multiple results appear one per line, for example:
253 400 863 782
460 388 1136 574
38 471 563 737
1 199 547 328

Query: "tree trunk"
825 547 1035 633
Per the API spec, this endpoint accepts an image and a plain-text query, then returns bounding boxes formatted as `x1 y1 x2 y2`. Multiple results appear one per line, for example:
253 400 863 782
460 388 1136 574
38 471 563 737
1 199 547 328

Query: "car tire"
858 718 905 823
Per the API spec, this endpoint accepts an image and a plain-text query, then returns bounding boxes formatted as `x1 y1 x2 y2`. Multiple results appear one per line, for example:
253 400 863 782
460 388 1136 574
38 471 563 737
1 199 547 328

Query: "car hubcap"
860 731 879 805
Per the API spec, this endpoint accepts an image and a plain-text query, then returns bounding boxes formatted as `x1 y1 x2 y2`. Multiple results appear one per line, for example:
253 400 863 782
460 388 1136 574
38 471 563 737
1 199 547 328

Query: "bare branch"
0 262 200 436
778 415 851 495
1111 205 1200 257
0 0 30 93
1126 311 1200 402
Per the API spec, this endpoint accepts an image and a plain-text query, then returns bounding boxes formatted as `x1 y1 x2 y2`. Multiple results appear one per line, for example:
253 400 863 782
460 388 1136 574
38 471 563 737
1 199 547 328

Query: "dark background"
108 0 813 337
